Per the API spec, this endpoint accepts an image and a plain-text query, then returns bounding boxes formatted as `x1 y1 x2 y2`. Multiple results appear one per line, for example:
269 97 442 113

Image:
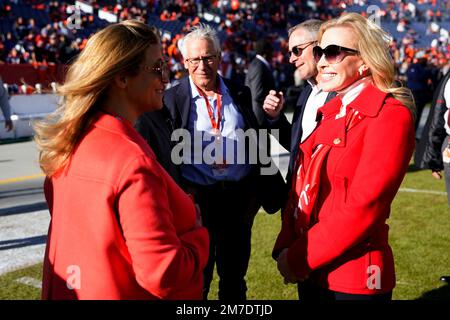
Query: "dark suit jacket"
245 57 275 127
135 107 182 186
269 84 336 186
414 70 450 170
164 76 286 214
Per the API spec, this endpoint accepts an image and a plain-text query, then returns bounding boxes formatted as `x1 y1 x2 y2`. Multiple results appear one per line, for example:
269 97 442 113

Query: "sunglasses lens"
324 45 342 64
292 47 300 56
313 46 322 62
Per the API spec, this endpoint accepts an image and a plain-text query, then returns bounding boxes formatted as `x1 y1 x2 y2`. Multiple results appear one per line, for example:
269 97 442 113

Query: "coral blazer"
42 112 209 300
273 84 415 295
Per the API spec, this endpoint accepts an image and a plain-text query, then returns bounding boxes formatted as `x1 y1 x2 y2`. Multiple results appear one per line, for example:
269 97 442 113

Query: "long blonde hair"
34 20 160 176
318 13 415 116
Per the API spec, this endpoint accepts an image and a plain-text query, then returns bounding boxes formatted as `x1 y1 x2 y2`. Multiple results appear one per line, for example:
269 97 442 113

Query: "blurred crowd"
0 0 448 96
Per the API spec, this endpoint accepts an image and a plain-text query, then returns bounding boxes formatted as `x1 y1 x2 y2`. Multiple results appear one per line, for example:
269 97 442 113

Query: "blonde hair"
34 20 160 176
318 13 415 116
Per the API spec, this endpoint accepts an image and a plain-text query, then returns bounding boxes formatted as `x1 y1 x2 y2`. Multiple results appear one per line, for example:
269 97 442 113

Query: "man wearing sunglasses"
263 19 335 190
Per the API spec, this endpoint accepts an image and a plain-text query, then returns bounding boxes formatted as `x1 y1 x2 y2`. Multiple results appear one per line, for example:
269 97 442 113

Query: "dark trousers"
441 136 450 206
412 89 431 131
187 176 260 300
298 279 392 301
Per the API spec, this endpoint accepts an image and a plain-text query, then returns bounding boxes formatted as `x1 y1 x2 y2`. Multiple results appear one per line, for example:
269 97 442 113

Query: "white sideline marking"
0 210 50 276
399 188 447 196
15 277 42 289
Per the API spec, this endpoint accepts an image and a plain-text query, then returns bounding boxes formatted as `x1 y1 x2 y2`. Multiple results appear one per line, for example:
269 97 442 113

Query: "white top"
301 81 329 142
441 78 450 135
335 77 372 119
255 54 271 70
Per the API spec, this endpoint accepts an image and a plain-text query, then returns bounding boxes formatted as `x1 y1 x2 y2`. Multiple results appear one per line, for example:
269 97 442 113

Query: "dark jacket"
245 57 275 126
135 106 182 186
414 71 450 170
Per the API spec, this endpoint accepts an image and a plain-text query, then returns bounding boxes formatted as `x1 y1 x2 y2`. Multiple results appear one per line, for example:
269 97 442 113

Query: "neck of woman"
102 96 137 124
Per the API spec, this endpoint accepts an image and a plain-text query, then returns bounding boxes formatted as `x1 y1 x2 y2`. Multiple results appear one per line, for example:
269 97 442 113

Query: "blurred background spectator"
0 0 447 106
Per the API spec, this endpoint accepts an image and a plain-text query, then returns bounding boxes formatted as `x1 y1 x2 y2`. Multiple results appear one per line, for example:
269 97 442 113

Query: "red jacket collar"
93 111 155 157
312 84 389 148
318 84 389 119
94 111 136 135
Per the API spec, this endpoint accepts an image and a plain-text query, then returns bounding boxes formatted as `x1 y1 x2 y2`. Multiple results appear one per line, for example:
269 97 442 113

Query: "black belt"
186 174 254 192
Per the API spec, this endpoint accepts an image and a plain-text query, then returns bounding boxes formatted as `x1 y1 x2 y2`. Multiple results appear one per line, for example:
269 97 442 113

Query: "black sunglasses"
313 45 359 64
288 41 316 57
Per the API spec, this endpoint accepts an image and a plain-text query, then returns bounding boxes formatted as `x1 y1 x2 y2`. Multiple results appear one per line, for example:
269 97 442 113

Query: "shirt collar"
338 76 372 107
307 79 322 95
318 81 390 119
189 75 228 100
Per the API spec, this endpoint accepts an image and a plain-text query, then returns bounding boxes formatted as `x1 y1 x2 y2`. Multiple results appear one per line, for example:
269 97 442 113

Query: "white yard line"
399 188 447 196
15 276 42 289
0 210 50 276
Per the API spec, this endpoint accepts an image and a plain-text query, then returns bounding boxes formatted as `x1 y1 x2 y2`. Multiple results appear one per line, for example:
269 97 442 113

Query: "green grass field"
1 166 449 300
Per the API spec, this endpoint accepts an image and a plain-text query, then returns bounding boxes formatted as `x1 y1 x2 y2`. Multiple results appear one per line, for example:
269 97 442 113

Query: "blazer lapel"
325 91 337 103
175 78 192 129
291 85 313 154
223 78 256 130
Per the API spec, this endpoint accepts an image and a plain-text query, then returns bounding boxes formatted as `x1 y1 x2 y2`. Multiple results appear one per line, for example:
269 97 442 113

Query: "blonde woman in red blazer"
34 21 209 300
273 13 415 300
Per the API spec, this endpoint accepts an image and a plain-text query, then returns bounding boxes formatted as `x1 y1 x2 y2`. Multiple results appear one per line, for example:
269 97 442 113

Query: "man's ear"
183 59 189 70
113 74 127 89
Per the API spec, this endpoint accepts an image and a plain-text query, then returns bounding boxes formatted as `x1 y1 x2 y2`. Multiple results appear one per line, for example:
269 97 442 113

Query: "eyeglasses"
143 61 170 82
313 45 359 64
186 54 218 66
288 41 317 57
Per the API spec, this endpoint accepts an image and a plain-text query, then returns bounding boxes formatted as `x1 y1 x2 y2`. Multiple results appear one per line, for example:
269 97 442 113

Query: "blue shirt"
181 76 252 185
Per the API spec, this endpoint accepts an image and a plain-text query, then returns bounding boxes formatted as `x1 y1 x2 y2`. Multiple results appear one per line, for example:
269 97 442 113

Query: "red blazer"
42 112 209 300
273 85 415 295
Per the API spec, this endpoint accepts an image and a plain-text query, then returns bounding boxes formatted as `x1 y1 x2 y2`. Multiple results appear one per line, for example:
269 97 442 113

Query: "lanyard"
195 84 222 136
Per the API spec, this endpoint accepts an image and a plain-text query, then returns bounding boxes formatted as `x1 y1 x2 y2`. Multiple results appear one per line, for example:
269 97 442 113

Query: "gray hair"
288 19 324 40
178 23 221 58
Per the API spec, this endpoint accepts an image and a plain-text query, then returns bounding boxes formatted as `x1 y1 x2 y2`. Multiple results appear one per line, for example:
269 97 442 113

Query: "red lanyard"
195 85 222 135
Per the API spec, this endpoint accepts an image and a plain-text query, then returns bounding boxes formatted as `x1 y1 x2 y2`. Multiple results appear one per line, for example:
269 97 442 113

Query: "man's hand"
263 90 284 119
277 248 302 284
432 170 442 180
4 119 13 132
195 204 203 227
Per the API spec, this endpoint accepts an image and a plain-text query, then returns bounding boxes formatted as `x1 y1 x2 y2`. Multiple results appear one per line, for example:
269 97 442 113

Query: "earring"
358 69 364 76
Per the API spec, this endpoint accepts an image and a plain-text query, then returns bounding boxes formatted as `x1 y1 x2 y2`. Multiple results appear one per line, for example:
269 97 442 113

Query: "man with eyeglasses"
263 19 336 193
139 24 285 300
